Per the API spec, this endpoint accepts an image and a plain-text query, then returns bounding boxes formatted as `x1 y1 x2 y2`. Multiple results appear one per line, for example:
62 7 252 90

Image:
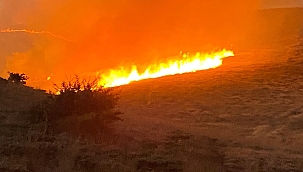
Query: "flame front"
98 49 234 88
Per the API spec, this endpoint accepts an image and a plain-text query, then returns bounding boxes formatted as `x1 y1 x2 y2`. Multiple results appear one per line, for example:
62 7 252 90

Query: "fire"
0 29 71 42
98 49 234 88
47 73 54 81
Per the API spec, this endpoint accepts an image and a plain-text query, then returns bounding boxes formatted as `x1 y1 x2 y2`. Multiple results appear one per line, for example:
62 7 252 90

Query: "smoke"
261 0 303 9
0 0 259 89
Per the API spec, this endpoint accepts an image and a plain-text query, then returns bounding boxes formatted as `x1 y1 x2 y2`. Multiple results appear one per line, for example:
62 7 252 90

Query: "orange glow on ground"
98 49 234 88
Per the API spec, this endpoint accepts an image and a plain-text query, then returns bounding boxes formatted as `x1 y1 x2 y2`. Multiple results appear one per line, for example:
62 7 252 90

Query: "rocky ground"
0 36 303 172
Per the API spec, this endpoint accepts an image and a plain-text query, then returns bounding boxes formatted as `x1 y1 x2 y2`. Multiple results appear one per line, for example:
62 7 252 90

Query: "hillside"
0 38 302 172
0 8 303 172
113 35 303 171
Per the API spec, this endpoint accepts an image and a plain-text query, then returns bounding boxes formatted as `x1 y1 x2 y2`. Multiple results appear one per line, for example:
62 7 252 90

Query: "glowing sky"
0 0 257 73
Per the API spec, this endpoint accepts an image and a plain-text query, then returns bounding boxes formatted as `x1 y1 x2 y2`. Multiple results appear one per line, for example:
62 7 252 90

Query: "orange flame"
98 49 234 88
46 73 54 81
0 29 71 42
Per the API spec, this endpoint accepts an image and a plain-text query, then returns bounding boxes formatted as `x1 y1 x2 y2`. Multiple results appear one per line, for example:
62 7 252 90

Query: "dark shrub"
33 76 121 138
7 72 29 85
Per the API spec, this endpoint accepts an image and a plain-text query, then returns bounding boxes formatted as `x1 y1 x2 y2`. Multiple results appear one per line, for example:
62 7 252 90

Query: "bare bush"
32 76 121 138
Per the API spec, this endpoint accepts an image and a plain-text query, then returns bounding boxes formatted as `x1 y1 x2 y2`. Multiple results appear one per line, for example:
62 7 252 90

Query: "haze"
0 0 301 89
261 0 303 9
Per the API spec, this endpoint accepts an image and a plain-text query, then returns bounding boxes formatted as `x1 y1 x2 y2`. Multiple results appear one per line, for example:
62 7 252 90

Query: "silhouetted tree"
7 72 29 85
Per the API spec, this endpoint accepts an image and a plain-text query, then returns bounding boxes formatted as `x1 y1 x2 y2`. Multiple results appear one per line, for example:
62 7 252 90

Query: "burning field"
1 1 303 172
1 35 303 171
110 35 303 171
98 49 234 87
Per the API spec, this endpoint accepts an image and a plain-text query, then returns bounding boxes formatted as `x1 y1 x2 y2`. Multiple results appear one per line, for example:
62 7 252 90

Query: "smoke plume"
0 0 259 89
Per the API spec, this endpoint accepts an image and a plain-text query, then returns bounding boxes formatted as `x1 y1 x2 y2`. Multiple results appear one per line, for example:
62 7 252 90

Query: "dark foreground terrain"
0 35 303 172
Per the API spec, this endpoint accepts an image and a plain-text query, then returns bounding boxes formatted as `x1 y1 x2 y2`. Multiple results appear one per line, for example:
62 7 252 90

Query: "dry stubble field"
115 37 303 171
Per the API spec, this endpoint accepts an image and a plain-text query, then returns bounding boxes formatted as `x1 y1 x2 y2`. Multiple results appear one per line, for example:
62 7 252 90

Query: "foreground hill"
0 79 46 119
